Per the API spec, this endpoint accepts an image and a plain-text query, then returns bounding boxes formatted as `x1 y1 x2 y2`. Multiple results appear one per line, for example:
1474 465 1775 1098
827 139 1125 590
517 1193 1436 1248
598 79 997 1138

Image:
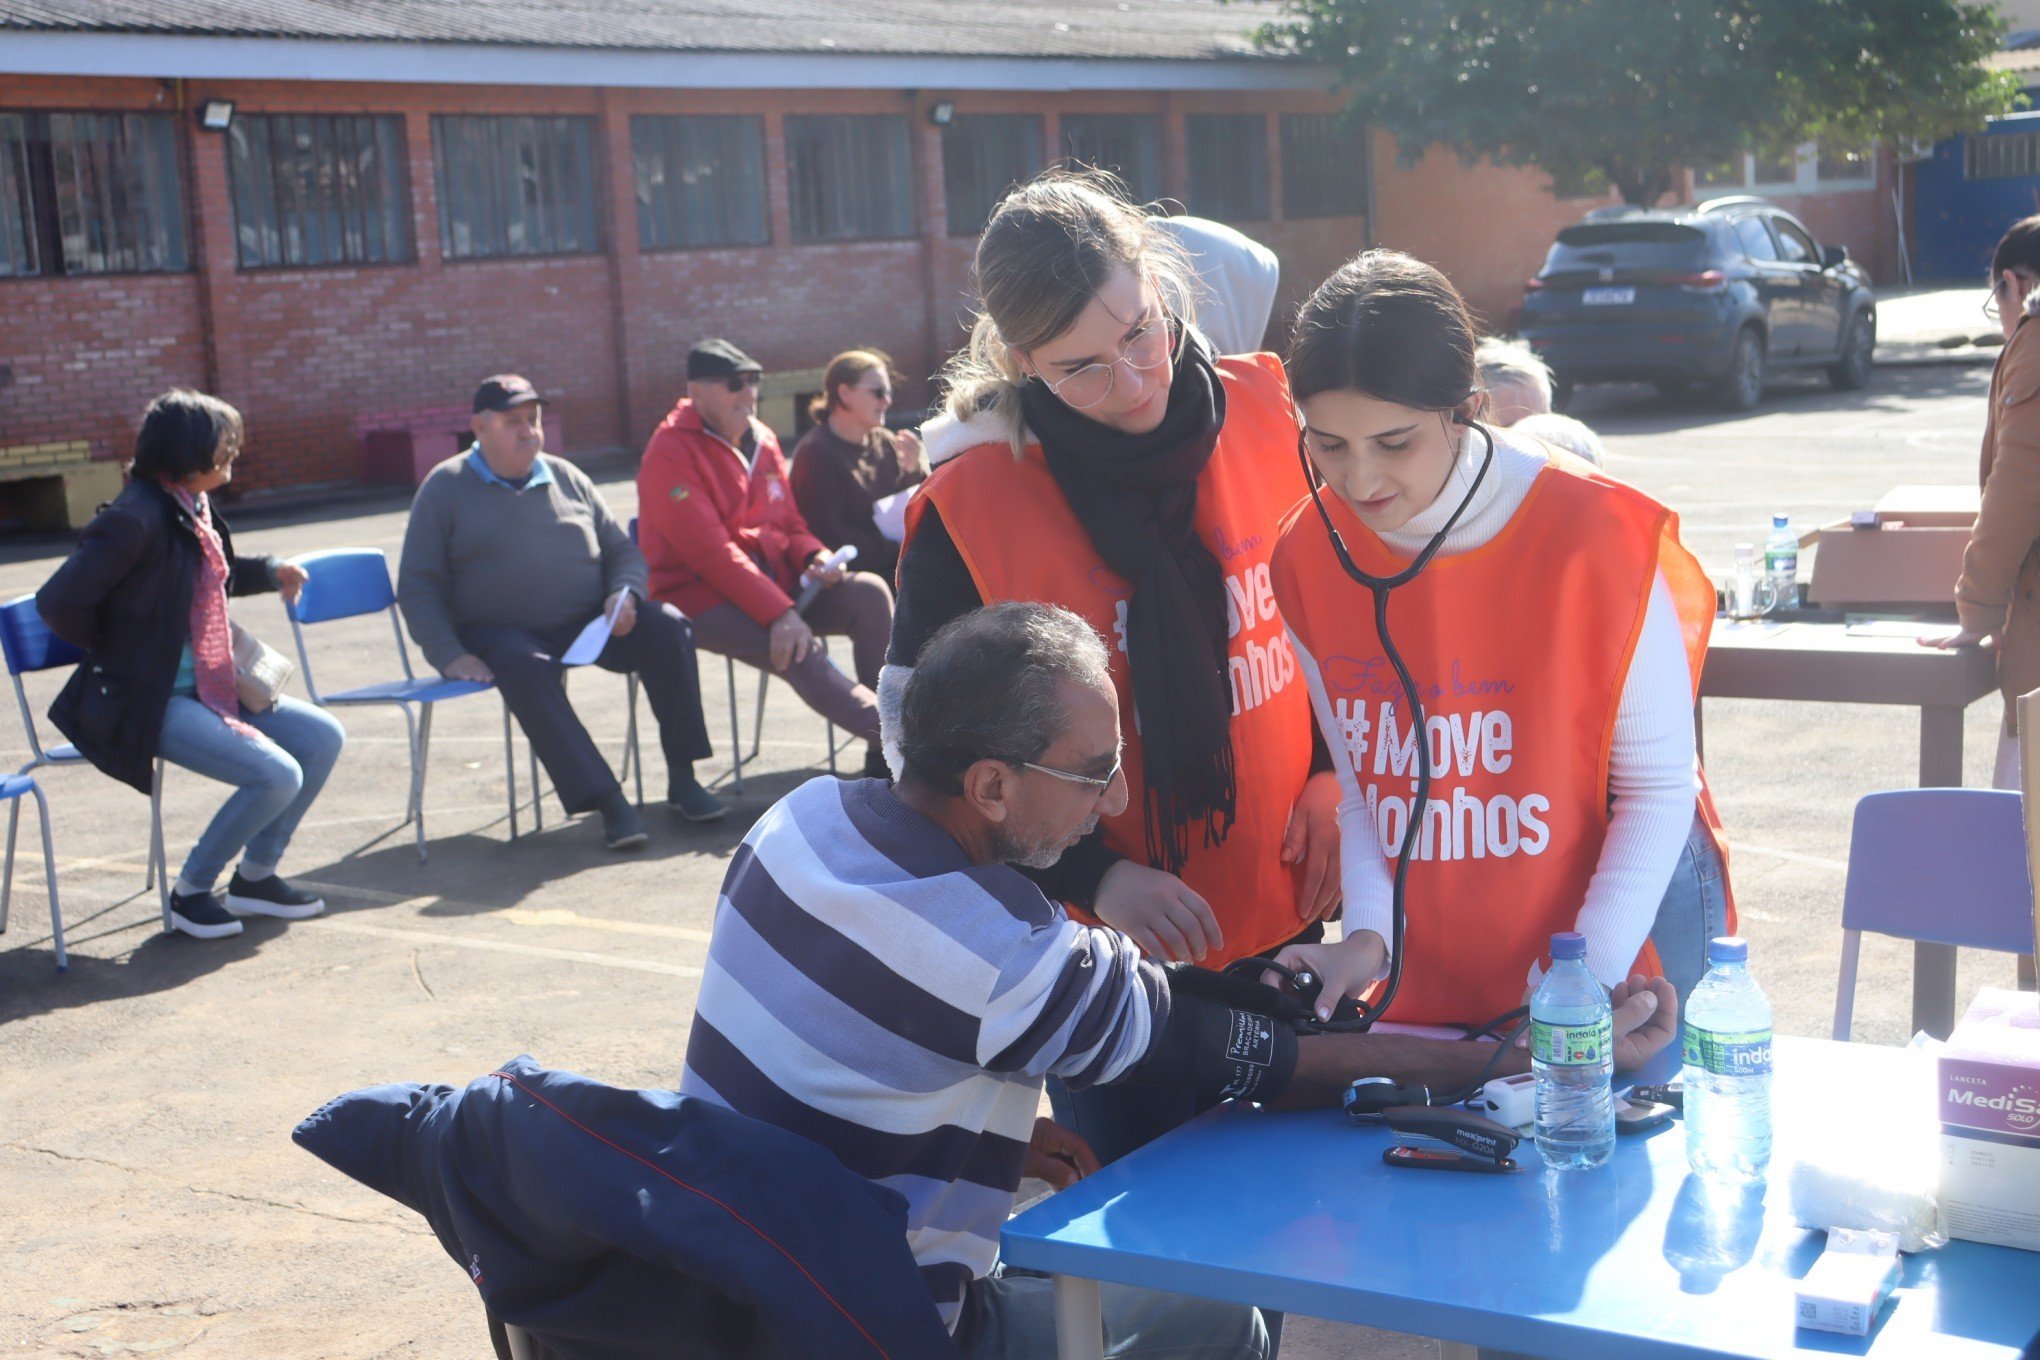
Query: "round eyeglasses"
1031 315 1177 411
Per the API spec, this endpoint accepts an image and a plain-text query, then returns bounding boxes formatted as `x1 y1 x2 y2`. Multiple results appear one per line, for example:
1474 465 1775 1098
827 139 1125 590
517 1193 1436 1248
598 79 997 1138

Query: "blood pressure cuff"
1113 966 1299 1105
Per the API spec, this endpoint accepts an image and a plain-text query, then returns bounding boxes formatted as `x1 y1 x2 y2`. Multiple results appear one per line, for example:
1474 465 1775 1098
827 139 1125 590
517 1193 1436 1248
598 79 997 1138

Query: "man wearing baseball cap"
637 340 891 778
397 374 722 850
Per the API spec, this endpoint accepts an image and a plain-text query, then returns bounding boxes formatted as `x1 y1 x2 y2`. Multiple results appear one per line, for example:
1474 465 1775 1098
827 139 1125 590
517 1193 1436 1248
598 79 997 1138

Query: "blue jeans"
1647 809 1733 1010
957 1264 1268 1360
157 694 346 892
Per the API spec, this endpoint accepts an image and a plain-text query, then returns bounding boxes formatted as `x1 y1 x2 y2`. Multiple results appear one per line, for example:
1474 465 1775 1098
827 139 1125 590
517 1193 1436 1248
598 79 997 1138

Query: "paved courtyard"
0 360 2028 1359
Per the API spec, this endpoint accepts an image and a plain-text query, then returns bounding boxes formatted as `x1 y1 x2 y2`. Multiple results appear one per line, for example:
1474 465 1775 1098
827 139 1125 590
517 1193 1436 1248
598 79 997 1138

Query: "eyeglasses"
1019 751 1123 794
1984 271 2037 321
1028 313 1176 411
725 373 763 393
857 382 893 401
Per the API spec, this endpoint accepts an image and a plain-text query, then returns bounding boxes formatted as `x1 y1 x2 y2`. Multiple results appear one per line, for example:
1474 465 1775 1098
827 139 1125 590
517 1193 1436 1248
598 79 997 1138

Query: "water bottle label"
1531 1016 1611 1066
1682 1025 1772 1076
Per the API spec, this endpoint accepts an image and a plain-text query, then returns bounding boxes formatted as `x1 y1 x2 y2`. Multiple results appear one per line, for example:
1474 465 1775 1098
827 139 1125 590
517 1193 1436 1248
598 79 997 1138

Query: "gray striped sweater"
679 775 1166 1330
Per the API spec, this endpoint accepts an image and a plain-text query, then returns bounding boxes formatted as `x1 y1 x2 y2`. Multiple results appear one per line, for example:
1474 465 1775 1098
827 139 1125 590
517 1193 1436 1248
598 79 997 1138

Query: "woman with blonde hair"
789 349 926 583
883 168 1343 1170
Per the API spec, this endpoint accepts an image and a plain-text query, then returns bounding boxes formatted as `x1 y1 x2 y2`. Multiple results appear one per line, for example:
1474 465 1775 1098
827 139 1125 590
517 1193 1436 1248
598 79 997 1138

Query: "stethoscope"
1291 401 1498 1031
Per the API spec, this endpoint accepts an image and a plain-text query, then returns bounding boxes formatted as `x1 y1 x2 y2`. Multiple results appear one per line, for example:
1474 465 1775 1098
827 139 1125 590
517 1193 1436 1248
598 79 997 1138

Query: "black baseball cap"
472 374 545 414
686 339 763 381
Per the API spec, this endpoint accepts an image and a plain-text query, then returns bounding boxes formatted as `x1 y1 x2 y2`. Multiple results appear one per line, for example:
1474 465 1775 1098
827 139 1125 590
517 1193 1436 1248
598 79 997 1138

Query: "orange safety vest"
907 353 1317 965
1269 451 1736 1027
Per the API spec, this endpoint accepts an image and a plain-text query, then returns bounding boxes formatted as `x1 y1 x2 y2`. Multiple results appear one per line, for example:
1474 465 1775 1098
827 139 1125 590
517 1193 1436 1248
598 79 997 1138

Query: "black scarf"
1021 330 1236 874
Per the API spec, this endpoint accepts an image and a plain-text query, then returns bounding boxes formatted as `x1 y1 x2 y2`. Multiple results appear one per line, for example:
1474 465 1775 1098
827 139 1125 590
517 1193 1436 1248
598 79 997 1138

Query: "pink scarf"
171 487 258 738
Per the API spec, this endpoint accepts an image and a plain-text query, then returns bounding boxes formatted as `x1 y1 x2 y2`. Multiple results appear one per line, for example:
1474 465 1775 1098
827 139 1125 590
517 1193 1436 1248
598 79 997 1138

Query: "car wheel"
1828 310 1874 390
1716 328 1765 411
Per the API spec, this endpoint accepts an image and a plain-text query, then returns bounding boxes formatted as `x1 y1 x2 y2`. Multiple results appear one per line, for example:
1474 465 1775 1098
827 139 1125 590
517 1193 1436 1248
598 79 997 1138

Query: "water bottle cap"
1772 513 1789 526
1549 930 1587 960
1734 542 1755 561
1708 936 1748 964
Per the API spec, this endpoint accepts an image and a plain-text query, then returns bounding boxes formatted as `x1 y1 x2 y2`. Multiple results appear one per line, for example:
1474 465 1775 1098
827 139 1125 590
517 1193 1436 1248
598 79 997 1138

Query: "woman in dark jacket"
37 390 345 940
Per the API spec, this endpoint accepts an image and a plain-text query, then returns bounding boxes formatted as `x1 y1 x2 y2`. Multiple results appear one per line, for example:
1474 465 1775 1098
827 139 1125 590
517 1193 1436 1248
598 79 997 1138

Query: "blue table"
1002 1036 2040 1359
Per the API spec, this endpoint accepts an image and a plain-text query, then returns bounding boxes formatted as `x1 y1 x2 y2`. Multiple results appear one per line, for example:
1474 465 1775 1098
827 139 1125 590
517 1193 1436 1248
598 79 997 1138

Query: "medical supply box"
1807 487 1977 613
1937 987 2040 1252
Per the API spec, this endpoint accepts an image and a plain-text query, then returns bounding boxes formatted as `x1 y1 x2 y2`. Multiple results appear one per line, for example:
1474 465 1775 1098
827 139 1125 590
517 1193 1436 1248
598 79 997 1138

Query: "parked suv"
1518 197 1877 411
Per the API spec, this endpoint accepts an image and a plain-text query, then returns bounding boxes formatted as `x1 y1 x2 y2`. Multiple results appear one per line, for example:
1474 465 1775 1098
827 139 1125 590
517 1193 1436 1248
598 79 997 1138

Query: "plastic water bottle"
1763 513 1798 608
1531 931 1615 1170
1682 937 1773 1179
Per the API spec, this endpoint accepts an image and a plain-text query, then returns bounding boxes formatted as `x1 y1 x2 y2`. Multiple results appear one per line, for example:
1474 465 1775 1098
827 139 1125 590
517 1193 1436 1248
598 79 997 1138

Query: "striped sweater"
679 776 1166 1330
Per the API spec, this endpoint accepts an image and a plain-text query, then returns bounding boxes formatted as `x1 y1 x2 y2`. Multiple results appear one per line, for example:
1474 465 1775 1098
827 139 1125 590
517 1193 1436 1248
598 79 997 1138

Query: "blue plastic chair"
284 548 530 862
1833 788 2038 1040
0 594 168 959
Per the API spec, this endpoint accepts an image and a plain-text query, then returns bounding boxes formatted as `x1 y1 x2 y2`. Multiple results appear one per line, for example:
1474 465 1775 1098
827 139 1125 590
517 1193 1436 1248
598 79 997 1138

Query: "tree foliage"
1257 0 2024 204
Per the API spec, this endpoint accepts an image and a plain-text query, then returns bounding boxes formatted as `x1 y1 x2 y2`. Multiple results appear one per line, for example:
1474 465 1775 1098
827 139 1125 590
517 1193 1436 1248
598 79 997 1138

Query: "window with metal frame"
431 115 601 260
1731 215 1779 262
0 110 187 277
784 115 914 243
1186 113 1269 222
943 114 1041 237
1966 131 2040 181
1771 216 1819 265
1817 144 1873 183
1281 113 1367 219
631 114 768 250
227 113 412 269
1060 114 1160 204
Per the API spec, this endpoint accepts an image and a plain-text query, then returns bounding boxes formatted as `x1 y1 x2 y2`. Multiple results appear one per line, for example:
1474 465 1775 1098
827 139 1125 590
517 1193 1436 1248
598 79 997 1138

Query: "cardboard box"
1937 988 2040 1252
1873 485 1981 528
1808 517 1969 611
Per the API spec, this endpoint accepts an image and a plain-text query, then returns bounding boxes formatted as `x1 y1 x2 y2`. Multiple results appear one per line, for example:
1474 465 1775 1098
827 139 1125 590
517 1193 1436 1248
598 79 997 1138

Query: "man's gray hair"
898 603 1112 795
1475 335 1554 403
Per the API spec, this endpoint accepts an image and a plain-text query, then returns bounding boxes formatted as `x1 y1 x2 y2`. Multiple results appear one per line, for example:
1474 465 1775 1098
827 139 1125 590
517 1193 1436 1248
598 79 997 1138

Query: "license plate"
1583 286 1635 305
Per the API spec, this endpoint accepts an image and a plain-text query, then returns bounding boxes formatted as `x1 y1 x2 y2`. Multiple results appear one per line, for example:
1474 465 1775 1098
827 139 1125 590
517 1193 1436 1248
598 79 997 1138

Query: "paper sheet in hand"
872 488 914 543
562 593 628 666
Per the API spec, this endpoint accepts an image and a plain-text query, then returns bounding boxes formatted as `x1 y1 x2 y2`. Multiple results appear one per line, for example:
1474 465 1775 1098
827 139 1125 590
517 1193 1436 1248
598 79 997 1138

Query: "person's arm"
1956 328 2040 636
394 475 469 673
1571 572 1700 989
978 911 1169 1090
227 548 281 597
877 503 985 772
640 432 798 624
36 506 149 651
789 435 872 556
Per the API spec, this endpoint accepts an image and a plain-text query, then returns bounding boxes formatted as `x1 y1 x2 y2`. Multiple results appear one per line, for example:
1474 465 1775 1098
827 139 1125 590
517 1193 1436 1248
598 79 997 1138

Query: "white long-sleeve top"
1293 428 1700 989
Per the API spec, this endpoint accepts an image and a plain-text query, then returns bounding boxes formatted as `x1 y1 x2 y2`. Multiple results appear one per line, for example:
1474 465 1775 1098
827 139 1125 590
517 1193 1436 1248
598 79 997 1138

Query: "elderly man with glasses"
638 338 893 779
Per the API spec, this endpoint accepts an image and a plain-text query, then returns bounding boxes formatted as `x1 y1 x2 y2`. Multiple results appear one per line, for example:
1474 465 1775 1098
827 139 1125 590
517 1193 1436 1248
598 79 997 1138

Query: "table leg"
1053 1275 1104 1360
1914 704 1966 1039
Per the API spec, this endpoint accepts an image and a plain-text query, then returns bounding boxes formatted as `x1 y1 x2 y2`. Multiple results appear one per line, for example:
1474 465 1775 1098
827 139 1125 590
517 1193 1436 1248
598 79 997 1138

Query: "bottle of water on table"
1532 930 1614 1170
1763 513 1798 609
1682 936 1773 1179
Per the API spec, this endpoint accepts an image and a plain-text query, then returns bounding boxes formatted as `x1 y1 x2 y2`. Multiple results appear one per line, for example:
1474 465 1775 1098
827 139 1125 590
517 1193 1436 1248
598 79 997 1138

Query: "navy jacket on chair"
293 1054 957 1360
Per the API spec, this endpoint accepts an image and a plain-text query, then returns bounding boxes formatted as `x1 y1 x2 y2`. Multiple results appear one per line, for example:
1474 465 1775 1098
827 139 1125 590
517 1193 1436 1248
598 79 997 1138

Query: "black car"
1518 197 1877 411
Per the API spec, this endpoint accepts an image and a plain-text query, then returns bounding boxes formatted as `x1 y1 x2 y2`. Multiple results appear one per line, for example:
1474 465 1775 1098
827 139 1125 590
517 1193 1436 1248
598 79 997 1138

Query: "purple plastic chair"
1834 788 2037 1040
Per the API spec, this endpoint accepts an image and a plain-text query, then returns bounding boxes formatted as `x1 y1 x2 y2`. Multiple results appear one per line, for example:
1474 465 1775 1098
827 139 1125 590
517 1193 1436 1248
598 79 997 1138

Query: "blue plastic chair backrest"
1842 789 2036 954
289 548 398 625
0 594 83 675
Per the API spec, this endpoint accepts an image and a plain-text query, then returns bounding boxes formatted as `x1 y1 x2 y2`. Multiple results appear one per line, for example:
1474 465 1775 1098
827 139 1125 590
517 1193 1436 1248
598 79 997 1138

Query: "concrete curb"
1875 347 1999 368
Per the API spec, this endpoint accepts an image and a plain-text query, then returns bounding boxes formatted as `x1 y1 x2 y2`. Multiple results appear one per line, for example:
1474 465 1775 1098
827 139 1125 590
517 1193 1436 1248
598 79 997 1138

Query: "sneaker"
225 871 326 920
665 779 726 823
169 890 244 940
598 792 649 851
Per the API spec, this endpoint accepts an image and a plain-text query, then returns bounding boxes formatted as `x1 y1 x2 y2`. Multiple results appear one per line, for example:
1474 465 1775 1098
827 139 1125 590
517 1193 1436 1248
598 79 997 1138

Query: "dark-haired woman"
1268 250 1733 1029
789 349 926 584
37 390 344 941
1923 215 2040 793
884 170 1341 1178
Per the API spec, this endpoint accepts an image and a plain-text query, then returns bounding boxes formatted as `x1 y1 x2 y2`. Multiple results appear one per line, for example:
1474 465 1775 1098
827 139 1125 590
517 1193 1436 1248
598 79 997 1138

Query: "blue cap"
1708 936 1748 964
1773 513 1789 525
1550 930 1586 961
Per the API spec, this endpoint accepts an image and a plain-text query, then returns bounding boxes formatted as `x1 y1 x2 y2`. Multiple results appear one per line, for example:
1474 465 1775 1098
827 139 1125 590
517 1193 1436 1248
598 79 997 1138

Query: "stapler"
1381 1106 1521 1174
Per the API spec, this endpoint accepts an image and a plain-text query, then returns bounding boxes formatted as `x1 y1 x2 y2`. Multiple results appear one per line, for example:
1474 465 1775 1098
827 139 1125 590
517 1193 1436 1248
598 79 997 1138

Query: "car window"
1545 221 1710 273
1771 217 1819 265
1732 217 1779 262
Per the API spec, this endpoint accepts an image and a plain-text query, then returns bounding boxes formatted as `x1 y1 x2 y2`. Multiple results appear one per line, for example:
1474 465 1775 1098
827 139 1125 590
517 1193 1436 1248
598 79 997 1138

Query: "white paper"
801 543 858 588
1845 620 1963 641
872 488 914 543
562 592 629 667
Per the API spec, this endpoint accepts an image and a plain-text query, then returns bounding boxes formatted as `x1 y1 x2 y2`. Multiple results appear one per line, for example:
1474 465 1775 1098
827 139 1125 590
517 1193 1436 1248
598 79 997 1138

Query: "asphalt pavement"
0 361 2028 1360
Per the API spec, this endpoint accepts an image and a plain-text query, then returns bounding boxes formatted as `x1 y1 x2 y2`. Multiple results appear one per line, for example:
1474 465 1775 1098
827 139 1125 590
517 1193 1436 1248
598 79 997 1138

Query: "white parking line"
317 918 704 977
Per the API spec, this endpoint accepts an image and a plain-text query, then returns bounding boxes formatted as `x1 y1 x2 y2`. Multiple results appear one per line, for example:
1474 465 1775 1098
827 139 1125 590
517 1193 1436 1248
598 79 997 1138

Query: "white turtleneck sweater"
1290 428 1700 990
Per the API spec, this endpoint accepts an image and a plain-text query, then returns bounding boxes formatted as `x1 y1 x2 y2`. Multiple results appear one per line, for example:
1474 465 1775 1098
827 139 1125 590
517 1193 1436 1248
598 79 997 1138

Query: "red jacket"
638 400 826 624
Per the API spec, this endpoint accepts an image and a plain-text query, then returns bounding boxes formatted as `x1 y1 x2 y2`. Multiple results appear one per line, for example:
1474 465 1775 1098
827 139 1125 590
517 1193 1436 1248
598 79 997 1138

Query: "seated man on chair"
680 601 1680 1357
398 375 722 851
637 339 891 780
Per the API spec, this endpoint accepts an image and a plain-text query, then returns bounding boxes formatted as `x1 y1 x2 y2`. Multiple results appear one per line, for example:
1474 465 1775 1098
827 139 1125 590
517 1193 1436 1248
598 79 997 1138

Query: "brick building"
0 1 1903 511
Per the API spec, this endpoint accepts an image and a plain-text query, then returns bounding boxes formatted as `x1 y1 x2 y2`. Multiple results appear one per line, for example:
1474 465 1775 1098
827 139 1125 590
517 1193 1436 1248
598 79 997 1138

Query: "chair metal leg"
530 745 543 832
826 718 839 775
724 656 746 796
412 703 434 863
503 702 520 842
623 674 643 807
1832 929 1863 1041
153 760 170 932
752 669 769 762
30 785 62 972
1 798 18 935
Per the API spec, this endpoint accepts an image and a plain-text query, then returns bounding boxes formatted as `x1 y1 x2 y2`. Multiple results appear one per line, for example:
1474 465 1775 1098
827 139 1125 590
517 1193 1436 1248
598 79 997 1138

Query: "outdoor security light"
929 100 955 127
198 99 235 131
